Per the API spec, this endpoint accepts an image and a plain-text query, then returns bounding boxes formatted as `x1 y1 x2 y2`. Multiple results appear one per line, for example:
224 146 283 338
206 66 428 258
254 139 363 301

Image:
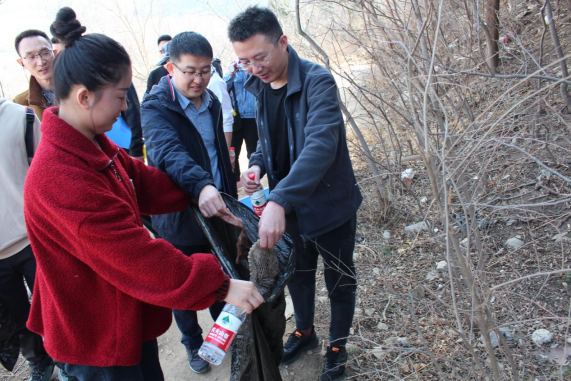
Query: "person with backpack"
0 97 54 381
224 64 258 184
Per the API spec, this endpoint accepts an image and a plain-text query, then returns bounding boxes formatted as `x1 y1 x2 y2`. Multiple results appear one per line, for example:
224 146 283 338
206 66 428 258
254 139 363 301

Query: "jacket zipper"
255 91 275 186
110 162 121 182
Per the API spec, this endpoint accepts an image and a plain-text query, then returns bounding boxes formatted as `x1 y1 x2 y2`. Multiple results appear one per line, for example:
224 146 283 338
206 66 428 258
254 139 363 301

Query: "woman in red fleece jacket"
23 8 263 381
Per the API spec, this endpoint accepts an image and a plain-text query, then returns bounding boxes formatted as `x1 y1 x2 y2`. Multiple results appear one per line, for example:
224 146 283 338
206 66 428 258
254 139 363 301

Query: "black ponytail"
50 7 131 104
50 7 86 48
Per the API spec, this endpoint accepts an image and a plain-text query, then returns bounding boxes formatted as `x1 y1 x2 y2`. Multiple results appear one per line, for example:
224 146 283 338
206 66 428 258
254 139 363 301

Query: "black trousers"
171 244 225 350
231 118 258 182
58 339 163 381
285 215 357 347
0 245 52 370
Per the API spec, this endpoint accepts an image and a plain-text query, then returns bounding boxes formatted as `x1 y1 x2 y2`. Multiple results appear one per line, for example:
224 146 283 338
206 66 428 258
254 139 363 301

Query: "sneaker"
186 347 210 374
320 346 348 381
281 327 319 365
29 364 54 381
58 368 79 381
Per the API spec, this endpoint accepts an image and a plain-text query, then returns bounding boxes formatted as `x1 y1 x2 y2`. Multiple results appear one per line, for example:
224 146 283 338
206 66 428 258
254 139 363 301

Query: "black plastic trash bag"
0 301 20 371
192 193 295 381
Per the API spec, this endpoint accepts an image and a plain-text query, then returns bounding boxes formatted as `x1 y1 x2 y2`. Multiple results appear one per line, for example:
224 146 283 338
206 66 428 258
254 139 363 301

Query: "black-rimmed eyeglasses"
21 49 53 62
171 62 212 80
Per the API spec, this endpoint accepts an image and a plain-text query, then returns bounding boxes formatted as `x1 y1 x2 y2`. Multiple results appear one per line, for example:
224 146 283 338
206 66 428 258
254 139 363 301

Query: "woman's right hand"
224 279 264 314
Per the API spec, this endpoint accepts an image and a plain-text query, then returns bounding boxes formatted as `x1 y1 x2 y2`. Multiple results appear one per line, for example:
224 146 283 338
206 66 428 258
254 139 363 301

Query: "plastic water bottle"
247 173 267 216
198 303 247 365
230 147 235 164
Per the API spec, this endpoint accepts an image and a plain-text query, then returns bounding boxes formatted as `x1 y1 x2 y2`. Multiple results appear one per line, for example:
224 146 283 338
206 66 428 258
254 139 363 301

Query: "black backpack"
25 107 36 160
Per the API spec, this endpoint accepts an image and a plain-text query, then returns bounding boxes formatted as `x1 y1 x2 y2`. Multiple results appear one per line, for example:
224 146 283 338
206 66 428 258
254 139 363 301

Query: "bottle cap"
230 147 235 151
248 173 255 180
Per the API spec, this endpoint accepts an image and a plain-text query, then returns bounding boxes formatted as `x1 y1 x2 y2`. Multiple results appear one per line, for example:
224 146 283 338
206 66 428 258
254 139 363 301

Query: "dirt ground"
158 292 330 381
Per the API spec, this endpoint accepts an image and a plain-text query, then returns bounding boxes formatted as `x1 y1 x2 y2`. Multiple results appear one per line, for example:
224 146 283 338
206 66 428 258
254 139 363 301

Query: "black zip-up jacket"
141 75 237 246
246 45 362 238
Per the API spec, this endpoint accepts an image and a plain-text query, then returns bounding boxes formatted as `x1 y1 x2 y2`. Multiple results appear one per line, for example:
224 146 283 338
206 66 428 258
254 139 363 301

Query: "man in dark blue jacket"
229 6 362 381
141 31 237 375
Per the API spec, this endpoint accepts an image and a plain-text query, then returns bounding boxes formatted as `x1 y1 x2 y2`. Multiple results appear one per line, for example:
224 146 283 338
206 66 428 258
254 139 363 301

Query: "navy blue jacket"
246 45 362 238
141 75 237 246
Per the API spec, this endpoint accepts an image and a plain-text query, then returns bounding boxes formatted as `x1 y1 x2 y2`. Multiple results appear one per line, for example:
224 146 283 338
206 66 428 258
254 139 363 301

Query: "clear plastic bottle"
247 173 267 216
230 147 235 164
198 303 247 365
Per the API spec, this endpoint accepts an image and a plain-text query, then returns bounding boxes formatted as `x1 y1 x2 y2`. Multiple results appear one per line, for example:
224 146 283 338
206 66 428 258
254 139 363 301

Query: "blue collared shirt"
225 70 256 119
173 86 222 189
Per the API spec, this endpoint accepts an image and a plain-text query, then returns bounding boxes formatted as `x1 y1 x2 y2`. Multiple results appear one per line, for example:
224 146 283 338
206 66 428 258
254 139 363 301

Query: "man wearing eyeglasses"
229 6 362 381
13 30 57 120
141 31 237 375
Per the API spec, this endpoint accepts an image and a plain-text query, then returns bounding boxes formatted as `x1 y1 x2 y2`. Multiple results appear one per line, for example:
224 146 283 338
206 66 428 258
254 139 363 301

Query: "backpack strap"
225 73 236 92
227 79 241 119
25 107 36 160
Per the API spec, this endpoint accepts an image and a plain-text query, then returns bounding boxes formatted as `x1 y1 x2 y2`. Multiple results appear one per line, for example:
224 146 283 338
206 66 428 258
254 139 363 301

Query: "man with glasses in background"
13 30 57 120
229 7 362 381
141 31 236 376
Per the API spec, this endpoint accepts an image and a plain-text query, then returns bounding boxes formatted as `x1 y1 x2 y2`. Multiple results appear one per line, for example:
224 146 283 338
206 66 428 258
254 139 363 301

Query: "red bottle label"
205 323 236 352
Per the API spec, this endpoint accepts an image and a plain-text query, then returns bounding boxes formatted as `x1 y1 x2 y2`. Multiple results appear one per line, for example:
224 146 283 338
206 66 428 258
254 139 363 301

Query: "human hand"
241 166 261 195
198 185 230 218
258 201 285 249
224 279 264 314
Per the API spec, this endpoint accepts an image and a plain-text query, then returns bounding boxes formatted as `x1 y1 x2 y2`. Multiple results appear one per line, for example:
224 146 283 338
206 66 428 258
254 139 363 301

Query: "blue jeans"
58 339 163 381
286 215 357 347
171 244 225 350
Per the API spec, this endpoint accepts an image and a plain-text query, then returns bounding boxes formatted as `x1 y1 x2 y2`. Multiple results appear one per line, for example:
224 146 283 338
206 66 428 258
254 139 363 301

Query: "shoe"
186 347 210 374
58 367 79 381
320 346 348 381
29 364 54 381
281 328 319 365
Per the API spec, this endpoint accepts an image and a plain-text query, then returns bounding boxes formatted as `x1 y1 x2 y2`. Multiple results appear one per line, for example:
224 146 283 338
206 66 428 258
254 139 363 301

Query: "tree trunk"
485 0 500 74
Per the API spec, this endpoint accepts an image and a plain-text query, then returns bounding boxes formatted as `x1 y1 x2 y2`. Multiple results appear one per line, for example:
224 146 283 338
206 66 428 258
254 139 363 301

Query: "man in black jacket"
145 35 171 94
229 7 362 381
141 32 237 375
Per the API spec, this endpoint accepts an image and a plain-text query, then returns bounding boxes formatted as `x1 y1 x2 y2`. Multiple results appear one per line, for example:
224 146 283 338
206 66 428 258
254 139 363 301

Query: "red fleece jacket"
24 108 229 367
